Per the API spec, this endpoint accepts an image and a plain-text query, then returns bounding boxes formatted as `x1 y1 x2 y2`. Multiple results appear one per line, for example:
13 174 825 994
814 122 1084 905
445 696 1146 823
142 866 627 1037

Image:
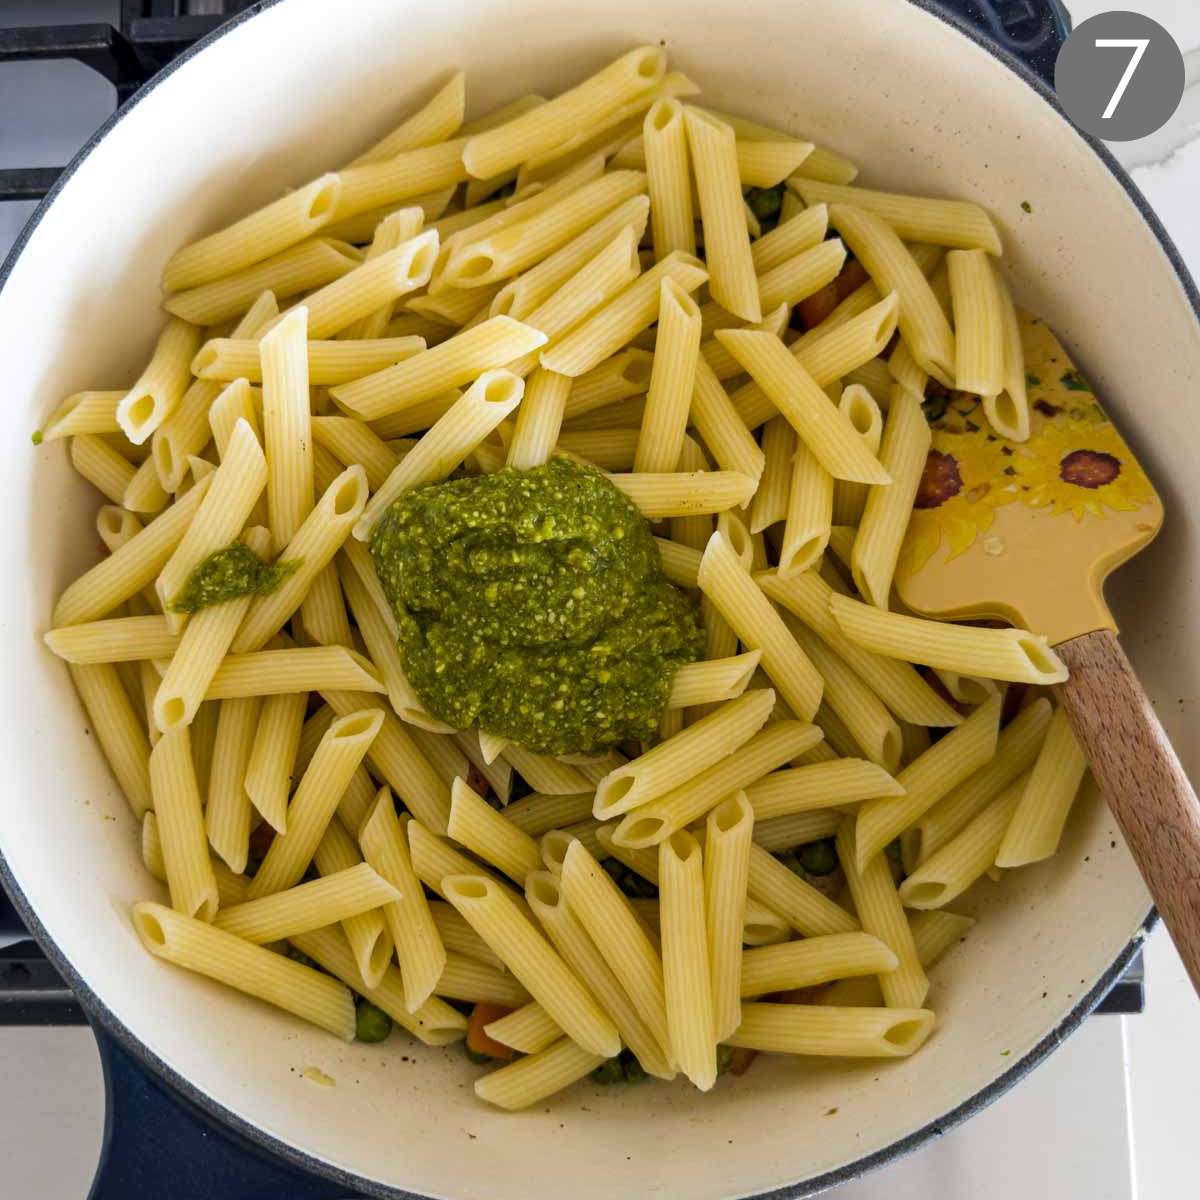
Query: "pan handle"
932 0 1071 88
88 1025 355 1200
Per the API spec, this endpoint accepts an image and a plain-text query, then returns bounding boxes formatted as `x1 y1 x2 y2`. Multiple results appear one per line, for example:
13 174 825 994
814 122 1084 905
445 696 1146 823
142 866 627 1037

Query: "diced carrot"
467 1002 516 1061
795 282 839 330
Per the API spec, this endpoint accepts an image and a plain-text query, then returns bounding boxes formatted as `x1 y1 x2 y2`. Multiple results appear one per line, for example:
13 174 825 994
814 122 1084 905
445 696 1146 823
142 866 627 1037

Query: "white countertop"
1 1 1199 1197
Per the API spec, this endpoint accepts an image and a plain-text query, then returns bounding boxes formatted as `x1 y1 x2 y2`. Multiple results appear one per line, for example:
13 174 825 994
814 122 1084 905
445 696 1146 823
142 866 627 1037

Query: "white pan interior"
1 1 1196 1197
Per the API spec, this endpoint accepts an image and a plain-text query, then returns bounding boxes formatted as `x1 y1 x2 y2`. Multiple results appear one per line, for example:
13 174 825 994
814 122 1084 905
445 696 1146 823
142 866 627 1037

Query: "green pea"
746 185 784 222
621 1052 647 1083
590 1057 625 1084
716 1044 735 1075
798 838 839 876
355 1000 392 1043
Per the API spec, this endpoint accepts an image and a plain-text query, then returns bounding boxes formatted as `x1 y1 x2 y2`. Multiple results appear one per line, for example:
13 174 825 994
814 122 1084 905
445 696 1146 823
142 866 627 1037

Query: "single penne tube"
691 357 766 479
133 903 355 1039
193 335 424 385
231 464 367 652
408 820 518 904
830 383 884 526
474 1038 606 1111
333 316 542 422
155 419 268 621
887 336 927 402
934 670 1000 707
829 594 1069 685
297 564 352 648
246 708 384 899
150 726 218 921
659 832 717 1090
750 204 828 274
746 759 905 821
558 841 672 1061
653 537 702 588
718 329 890 484
44 615 180 664
339 207 429 338
905 699 1051 870
463 46 666 177
739 931 899 996
389 726 468 792
330 138 468 223
731 292 900 430
947 248 1005 397
752 809 843 853
507 369 572 470
778 440 833 578
292 230 439 339
312 816 393 989
757 238 846 313
853 694 1002 870
644 98 696 259
595 690 774 819
726 1002 934 1057
355 370 524 537
312 417 399 490
117 318 203 445
555 428 638 470
501 744 592 796
360 788 447 1012
163 173 343 293
560 348 654 419
70 434 136 504
205 696 262 873
448 777 542 884
348 71 465 166
323 690 451 834
746 840 857 936
52 474 212 627
697 530 823 720
68 662 153 817
742 897 791 945
792 141 860 184
141 814 248 906
503 792 595 837
289 925 466 1046
336 554 445 732
613 721 822 850
987 270 1031 441
195 646 383 700
539 251 707 378
665 652 762 710
791 180 1002 255
995 707 1087 868
443 172 646 287
243 690 306 833
750 416 795 533
756 567 961 727
96 505 142 552
442 873 620 1058
684 108 760 322
606 469 756 519
634 279 702 473
485 1001 563 1055
212 863 397 943
829 204 955 386
836 815 927 1008
900 772 1029 909
736 139 814 187
40 390 126 441
163 237 362 326
704 792 754 1042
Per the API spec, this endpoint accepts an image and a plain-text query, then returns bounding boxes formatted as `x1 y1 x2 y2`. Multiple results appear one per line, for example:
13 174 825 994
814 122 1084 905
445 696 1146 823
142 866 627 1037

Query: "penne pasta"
947 248 1005 397
607 469 756 519
205 696 262 873
704 793 754 1043
349 71 466 166
747 759 904 821
448 777 542 884
644 98 696 259
634 279 702 473
117 318 203 445
740 932 898 996
746 841 857 936
726 1003 934 1057
68 662 153 818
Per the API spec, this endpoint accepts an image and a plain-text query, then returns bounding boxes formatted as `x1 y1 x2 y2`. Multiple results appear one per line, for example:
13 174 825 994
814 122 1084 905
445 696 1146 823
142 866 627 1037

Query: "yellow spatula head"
895 312 1162 645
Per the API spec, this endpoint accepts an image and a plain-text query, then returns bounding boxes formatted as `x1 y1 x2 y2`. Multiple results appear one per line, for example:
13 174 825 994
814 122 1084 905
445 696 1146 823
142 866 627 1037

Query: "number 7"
1095 38 1150 119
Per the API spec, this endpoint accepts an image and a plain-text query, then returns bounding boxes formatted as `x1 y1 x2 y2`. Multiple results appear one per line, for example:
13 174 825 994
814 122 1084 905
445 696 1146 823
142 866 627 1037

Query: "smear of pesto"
369 457 703 755
169 542 299 613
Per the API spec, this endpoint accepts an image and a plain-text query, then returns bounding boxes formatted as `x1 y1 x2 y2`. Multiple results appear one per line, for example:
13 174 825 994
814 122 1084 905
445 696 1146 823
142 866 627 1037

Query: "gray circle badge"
1055 11 1185 141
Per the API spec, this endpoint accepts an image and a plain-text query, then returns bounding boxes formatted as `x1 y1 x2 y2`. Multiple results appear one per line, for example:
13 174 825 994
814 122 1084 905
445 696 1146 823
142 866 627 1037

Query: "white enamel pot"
1 1 1197 1197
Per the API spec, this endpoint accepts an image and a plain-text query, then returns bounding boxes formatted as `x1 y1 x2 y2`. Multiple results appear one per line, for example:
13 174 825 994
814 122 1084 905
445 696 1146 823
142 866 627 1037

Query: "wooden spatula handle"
1056 629 1200 995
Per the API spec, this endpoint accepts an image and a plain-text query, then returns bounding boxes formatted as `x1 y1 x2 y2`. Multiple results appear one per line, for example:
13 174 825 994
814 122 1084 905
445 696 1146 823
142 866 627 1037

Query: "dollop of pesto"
369 457 703 755
169 543 298 614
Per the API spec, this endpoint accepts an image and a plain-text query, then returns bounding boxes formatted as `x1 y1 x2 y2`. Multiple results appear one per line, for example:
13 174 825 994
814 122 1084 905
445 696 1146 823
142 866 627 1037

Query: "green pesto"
168 542 299 614
31 430 43 446
369 457 703 756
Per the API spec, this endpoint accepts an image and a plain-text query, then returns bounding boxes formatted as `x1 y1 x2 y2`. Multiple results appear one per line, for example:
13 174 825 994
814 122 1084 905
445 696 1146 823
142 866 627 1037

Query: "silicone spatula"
895 312 1200 992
